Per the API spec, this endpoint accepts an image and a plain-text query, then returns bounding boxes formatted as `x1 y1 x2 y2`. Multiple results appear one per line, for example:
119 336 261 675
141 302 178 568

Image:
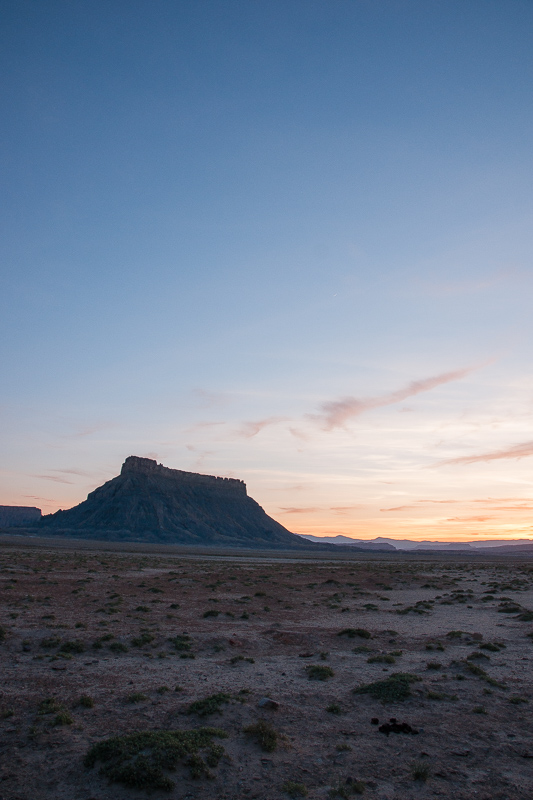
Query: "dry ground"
1 540 533 800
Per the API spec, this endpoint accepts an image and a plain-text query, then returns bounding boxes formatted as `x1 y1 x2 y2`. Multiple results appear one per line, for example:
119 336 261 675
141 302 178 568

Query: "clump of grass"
131 632 154 647
329 779 365 797
187 693 231 717
109 641 128 653
464 660 506 688
84 728 227 790
354 673 421 702
203 609 219 618
480 642 503 652
326 703 341 714
135 605 150 612
306 664 334 680
126 692 148 703
169 634 191 652
338 628 371 639
473 705 487 714
157 686 170 695
446 630 463 639
40 636 61 649
79 695 94 708
509 696 529 704
282 781 308 798
58 639 85 654
426 661 442 670
352 646 373 654
0 625 7 642
244 719 278 752
54 710 73 726
411 761 430 781
230 655 255 665
38 698 63 715
367 654 395 664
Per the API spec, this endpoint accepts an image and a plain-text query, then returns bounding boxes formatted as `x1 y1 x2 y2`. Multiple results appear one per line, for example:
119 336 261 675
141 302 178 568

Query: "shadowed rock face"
39 456 319 549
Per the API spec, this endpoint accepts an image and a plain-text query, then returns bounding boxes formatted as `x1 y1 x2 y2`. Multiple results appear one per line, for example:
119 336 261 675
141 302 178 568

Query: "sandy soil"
1 540 533 800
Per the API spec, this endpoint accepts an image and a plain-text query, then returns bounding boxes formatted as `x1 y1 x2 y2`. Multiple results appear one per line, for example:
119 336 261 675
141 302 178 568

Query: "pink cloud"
438 440 533 466
313 364 482 430
278 507 320 514
380 505 416 512
237 417 288 438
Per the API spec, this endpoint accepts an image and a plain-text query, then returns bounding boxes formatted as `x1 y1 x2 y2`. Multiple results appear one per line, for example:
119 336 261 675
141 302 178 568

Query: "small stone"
258 697 279 710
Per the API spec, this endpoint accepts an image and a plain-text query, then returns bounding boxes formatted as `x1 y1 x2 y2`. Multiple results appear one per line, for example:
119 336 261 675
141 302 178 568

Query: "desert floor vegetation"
1 543 533 797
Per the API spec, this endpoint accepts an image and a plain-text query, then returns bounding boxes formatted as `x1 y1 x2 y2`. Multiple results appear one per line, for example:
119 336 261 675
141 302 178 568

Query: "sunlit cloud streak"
312 365 483 430
438 440 533 466
237 417 288 438
380 505 416 512
279 507 319 514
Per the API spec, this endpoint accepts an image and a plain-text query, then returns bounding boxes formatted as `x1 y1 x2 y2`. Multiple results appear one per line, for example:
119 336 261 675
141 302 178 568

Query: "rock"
258 697 279 710
38 456 339 549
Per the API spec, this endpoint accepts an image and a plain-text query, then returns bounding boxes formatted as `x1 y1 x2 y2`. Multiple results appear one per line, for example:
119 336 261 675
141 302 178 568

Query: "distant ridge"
299 533 533 553
36 456 337 550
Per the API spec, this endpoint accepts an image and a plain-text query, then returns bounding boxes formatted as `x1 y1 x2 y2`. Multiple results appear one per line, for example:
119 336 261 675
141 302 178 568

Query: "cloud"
437 440 533 466
313 364 483 430
380 505 416 512
445 516 494 523
278 507 320 514
237 417 288 438
31 474 75 484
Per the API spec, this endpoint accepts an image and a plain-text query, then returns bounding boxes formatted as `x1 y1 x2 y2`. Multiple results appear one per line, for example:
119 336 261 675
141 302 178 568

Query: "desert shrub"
446 630 463 639
38 698 63 715
283 781 308 798
306 664 334 680
84 728 227 790
480 642 502 652
367 654 395 664
472 706 487 714
131 633 154 647
464 660 506 687
79 695 94 708
203 609 219 618
54 710 73 725
135 605 150 612
110 642 128 653
0 625 6 642
411 761 429 781
157 686 170 694
59 640 85 654
338 628 371 639
187 693 231 717
509 696 529 704
426 661 442 670
169 634 191 652
244 720 278 752
40 636 61 649
326 703 341 714
354 673 421 702
126 692 148 703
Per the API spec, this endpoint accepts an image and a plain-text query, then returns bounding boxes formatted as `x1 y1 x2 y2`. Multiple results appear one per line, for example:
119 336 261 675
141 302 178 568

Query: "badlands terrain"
1 540 533 800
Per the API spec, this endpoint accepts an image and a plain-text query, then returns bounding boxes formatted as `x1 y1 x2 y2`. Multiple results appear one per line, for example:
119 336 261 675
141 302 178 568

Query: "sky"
2 0 533 542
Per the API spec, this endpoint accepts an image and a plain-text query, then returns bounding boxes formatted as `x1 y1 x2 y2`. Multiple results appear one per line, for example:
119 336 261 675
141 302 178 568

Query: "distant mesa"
33 456 334 550
0 506 41 527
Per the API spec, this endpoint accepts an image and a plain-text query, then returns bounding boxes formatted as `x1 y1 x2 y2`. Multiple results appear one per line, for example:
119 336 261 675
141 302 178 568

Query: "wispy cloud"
445 516 494 523
312 365 483 430
237 417 288 438
380 505 416 512
31 474 75 484
278 507 319 514
438 440 533 466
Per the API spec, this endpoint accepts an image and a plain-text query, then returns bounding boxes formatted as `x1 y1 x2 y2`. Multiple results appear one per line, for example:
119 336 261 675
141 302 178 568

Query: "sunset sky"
2 1 533 541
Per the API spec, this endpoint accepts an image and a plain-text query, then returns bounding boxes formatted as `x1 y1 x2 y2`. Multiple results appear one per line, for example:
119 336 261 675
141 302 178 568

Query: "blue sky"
2 1 533 540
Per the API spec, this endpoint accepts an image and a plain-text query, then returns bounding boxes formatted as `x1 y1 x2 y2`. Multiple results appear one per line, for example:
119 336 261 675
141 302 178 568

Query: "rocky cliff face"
0 506 41 527
39 456 319 549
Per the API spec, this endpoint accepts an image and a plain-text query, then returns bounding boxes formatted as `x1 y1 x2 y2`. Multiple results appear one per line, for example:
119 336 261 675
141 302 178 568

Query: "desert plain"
1 538 533 800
